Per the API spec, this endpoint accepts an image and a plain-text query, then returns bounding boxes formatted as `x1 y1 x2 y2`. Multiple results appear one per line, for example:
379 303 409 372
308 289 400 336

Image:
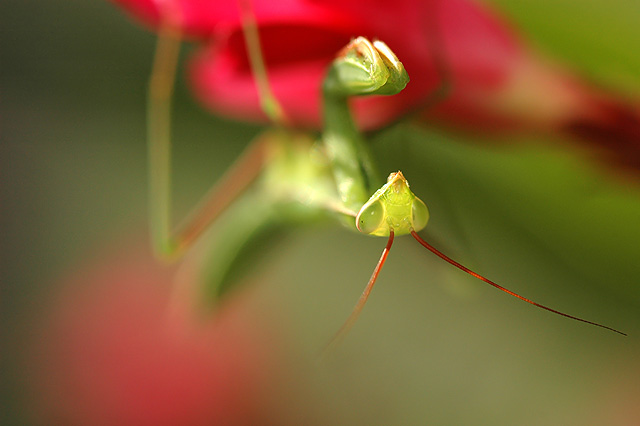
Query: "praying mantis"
146 1 625 346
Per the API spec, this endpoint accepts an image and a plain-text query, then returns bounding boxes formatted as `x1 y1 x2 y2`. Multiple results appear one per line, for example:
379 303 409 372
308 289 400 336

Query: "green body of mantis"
146 0 625 346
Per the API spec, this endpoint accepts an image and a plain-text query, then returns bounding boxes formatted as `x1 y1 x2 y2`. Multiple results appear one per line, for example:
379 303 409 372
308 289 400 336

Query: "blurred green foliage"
489 0 640 93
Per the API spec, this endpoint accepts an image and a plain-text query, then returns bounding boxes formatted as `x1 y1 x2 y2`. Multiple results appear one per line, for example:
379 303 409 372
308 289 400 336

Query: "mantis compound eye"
411 197 429 232
356 200 385 234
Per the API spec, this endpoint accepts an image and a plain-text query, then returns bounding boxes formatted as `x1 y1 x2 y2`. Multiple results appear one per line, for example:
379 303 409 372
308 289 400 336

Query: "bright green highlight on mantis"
357 171 429 237
146 0 625 347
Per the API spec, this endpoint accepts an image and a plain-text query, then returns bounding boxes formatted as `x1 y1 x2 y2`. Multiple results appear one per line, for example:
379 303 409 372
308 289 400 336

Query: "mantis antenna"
410 230 627 336
324 230 395 353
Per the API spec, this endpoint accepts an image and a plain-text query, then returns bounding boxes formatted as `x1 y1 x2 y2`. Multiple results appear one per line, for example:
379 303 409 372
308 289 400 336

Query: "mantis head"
356 171 429 236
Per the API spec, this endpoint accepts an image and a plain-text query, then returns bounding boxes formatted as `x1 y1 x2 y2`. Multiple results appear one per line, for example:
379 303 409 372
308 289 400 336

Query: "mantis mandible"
146 0 625 348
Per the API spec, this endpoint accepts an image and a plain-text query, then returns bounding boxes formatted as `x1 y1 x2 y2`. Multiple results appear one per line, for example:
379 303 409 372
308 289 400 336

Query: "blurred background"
2 0 640 425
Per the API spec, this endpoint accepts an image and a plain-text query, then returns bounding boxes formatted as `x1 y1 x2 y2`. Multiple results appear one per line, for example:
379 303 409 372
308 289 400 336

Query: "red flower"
113 0 640 170
30 240 296 426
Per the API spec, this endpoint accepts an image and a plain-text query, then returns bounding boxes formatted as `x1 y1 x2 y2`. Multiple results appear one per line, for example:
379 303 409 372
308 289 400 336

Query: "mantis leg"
147 0 290 261
237 0 286 125
147 22 274 261
147 23 180 259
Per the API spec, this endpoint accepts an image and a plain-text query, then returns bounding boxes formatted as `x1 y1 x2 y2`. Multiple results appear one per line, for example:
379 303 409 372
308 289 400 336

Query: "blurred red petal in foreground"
30 241 292 426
